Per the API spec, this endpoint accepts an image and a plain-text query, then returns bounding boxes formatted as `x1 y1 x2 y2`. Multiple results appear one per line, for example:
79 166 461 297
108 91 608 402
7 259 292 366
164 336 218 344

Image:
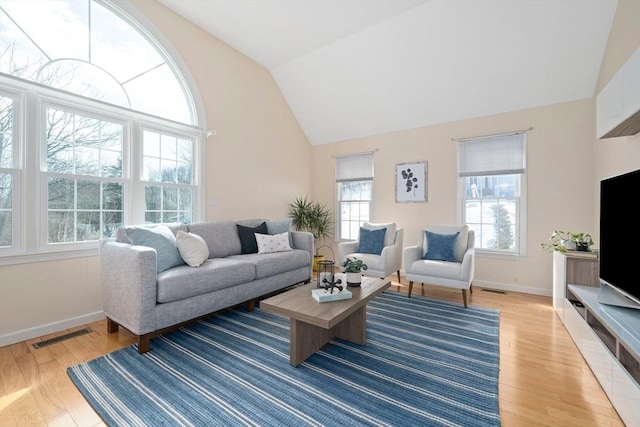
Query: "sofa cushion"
176 231 209 267
256 232 292 254
408 258 465 281
363 222 397 247
422 231 459 262
357 227 386 255
228 249 311 280
187 221 242 258
237 222 268 254
120 224 185 273
156 258 256 303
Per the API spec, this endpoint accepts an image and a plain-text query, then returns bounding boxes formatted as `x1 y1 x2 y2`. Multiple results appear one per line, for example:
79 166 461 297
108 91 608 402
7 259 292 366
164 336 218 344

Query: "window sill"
476 249 527 260
0 247 99 266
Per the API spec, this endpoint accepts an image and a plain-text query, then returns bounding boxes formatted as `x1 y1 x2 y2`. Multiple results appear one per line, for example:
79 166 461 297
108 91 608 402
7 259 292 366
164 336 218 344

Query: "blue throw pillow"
357 227 386 255
422 231 460 262
124 225 185 273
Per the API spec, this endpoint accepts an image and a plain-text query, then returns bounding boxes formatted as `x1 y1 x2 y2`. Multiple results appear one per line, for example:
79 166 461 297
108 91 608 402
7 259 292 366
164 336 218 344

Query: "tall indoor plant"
288 196 334 270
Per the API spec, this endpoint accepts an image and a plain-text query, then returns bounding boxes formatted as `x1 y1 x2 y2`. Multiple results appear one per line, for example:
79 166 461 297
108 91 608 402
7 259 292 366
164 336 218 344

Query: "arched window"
0 0 204 260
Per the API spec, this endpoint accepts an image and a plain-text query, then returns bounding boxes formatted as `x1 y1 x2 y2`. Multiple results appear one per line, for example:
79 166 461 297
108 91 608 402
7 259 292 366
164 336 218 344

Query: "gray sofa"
100 219 313 353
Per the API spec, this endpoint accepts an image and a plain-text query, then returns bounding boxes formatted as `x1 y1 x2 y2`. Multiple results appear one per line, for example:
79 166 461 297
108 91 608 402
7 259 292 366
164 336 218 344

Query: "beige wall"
311 0 640 297
313 99 597 295
0 0 312 345
1 0 638 346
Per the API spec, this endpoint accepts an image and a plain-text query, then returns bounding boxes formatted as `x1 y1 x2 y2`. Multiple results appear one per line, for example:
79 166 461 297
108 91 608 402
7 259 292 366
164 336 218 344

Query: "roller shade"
336 152 374 182
458 133 525 177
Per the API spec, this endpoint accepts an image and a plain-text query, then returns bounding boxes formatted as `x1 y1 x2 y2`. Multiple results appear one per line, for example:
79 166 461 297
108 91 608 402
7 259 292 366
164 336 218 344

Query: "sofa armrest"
291 230 314 256
100 238 158 335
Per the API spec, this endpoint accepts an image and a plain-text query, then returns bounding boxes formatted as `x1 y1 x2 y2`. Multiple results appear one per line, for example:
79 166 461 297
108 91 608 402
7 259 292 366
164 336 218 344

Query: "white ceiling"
158 0 618 145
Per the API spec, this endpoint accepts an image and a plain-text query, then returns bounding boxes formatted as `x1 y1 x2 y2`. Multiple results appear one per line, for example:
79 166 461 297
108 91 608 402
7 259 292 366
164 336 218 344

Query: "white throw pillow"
255 232 292 254
176 230 209 267
363 222 397 247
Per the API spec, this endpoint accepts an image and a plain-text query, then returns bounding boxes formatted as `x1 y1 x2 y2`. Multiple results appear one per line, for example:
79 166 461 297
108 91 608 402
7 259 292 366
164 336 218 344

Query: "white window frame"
457 131 527 257
0 89 23 256
336 152 374 241
0 77 204 265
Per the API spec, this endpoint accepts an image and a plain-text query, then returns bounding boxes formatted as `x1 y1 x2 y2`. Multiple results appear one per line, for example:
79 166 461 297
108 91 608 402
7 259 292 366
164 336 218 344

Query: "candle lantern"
317 260 335 288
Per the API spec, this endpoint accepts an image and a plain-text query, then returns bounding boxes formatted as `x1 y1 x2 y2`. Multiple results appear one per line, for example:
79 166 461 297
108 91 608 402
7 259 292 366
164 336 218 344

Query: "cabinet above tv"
597 46 640 139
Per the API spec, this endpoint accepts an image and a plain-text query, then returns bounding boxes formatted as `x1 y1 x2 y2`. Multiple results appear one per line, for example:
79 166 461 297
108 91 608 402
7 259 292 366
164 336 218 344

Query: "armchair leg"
461 289 468 308
396 270 401 283
408 281 413 298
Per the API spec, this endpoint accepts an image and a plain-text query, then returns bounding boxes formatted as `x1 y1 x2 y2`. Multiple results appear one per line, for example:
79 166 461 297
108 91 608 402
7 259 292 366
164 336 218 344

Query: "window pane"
1 0 194 124
102 211 122 238
0 173 12 247
77 180 100 209
103 183 123 210
145 185 161 211
337 179 372 240
48 211 74 243
47 108 123 177
77 211 100 241
0 96 13 168
463 174 520 252
47 177 121 242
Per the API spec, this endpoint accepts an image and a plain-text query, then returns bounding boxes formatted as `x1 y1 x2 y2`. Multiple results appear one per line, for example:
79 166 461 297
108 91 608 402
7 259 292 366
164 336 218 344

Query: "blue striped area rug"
68 292 500 426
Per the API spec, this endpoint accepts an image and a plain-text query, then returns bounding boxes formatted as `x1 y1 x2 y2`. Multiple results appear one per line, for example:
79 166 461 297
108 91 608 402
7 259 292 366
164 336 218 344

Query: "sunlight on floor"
0 387 30 411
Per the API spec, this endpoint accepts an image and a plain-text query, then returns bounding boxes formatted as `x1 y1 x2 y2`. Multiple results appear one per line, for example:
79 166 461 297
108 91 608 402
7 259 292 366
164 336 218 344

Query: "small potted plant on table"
541 230 594 252
341 257 368 287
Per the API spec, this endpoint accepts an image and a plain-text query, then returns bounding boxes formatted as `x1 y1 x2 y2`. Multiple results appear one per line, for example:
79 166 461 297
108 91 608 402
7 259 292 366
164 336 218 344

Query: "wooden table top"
260 274 390 329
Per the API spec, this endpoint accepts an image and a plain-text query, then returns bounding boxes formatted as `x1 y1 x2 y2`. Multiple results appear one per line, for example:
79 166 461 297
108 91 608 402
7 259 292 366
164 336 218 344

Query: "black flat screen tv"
598 168 640 310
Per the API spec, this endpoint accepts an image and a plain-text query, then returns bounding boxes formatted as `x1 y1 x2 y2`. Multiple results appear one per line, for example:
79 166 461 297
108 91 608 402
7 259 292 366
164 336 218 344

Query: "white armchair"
338 223 403 283
403 224 475 307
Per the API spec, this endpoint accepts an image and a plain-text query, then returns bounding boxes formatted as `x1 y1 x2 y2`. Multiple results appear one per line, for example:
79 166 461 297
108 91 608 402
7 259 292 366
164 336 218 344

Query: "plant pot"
346 271 362 287
575 243 589 252
313 255 325 272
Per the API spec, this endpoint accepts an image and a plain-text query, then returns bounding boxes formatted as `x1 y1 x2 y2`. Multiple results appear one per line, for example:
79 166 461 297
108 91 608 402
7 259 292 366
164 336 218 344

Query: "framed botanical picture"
396 161 427 203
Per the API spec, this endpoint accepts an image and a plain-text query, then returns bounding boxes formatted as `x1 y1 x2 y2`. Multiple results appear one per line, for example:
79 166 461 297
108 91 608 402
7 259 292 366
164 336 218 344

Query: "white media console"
553 251 640 426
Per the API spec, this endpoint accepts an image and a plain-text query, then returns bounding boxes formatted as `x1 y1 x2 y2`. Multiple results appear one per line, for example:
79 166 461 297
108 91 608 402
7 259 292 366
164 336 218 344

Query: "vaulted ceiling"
158 0 618 145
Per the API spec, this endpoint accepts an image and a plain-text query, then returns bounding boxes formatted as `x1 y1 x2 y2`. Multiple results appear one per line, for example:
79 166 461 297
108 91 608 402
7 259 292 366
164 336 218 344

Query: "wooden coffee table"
260 274 390 367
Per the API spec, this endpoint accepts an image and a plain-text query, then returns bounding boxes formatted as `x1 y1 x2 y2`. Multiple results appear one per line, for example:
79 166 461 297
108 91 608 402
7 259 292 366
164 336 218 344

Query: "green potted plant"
288 196 334 270
341 257 368 287
541 230 594 252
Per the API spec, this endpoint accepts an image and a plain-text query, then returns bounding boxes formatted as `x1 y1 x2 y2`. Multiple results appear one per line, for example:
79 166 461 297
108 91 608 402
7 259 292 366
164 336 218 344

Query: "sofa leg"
396 270 401 283
408 281 413 298
246 299 256 312
461 289 468 308
138 334 151 354
107 317 119 333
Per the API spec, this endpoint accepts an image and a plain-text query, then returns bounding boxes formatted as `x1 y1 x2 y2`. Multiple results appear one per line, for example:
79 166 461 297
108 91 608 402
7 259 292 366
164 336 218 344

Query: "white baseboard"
0 311 105 348
473 279 552 297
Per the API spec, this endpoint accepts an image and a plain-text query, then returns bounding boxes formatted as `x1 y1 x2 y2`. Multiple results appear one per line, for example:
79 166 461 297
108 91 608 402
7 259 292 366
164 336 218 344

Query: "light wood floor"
0 279 625 426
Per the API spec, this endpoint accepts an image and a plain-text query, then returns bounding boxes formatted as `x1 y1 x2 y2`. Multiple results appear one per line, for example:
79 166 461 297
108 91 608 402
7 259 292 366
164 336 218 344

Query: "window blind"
458 133 525 177
336 152 374 182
